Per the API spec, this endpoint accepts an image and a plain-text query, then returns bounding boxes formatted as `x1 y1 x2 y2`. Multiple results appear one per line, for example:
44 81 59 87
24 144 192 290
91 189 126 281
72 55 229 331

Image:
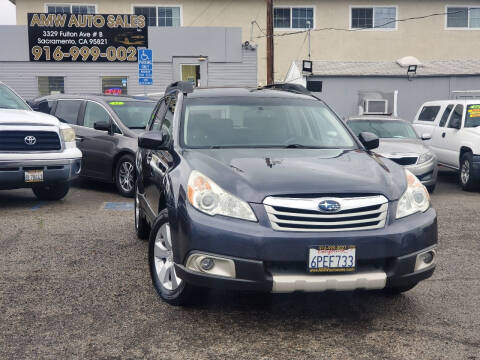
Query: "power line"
254 9 479 39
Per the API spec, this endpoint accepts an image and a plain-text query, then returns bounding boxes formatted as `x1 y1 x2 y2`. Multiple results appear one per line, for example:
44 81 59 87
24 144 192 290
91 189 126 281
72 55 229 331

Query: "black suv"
30 94 156 197
136 82 437 305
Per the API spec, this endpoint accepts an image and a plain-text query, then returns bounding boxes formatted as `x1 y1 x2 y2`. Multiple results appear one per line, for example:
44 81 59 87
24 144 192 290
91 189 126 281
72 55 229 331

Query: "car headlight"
417 151 435 165
60 127 76 143
396 170 430 219
187 170 257 222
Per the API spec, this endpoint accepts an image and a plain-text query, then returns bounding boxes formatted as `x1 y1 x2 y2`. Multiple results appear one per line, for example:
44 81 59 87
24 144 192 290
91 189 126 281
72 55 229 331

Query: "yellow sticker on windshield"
109 101 124 106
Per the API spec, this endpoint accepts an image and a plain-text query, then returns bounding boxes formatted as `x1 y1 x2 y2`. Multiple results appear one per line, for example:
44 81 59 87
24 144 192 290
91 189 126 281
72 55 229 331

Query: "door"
430 103 454 164
436 104 465 168
77 101 118 180
172 57 208 87
140 96 169 215
181 64 201 87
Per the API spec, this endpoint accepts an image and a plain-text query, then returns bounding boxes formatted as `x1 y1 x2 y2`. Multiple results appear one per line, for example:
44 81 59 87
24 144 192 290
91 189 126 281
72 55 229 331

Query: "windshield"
0 84 30 111
108 100 156 129
347 119 418 139
182 97 356 149
465 105 480 128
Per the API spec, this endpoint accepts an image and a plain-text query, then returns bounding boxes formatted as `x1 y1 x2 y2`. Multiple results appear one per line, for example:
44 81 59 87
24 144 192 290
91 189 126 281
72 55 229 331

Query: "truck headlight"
396 170 430 219
61 127 76 143
417 151 435 165
187 170 257 222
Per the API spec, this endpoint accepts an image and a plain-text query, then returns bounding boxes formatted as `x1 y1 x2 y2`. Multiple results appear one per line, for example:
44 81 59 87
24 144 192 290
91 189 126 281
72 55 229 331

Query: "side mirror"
94 120 111 132
138 131 169 150
358 131 379 151
421 133 432 140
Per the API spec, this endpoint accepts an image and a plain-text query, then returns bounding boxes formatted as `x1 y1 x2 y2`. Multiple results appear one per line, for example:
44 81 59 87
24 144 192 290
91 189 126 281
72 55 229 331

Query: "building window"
351 6 397 29
274 7 314 29
102 76 127 95
38 76 64 96
447 7 480 28
46 4 96 14
133 6 181 27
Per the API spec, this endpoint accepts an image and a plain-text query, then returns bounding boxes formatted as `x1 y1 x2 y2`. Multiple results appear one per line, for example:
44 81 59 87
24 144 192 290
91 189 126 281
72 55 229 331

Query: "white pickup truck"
412 100 480 190
0 82 82 200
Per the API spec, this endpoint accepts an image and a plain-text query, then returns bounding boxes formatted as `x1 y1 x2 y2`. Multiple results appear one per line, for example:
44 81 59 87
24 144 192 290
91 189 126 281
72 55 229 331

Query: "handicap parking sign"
138 49 153 86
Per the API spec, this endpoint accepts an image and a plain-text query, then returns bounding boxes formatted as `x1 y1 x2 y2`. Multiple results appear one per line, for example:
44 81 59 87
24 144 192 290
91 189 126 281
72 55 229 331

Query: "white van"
412 100 480 190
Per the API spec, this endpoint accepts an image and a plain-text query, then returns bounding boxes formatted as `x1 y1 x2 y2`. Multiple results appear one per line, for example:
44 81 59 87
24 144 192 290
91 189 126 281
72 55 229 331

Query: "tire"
459 152 478 191
32 182 70 201
135 186 150 240
383 282 418 295
426 184 436 193
115 154 135 197
149 209 195 306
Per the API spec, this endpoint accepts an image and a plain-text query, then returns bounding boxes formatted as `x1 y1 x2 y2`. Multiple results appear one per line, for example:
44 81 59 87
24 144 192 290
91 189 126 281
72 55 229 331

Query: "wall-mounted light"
198 56 207 61
407 65 417 80
302 60 313 74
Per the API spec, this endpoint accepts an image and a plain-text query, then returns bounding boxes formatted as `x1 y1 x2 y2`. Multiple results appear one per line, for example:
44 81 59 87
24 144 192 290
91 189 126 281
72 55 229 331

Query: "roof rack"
165 81 194 96
258 83 311 95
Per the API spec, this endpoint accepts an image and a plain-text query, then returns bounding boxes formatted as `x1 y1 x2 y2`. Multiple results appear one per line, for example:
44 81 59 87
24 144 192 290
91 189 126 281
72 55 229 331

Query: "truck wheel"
149 209 195 306
32 182 70 201
460 152 478 191
135 186 150 240
383 282 418 295
115 154 135 197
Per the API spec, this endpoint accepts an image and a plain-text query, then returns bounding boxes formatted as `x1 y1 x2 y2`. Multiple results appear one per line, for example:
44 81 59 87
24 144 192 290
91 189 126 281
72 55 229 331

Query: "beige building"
11 0 480 84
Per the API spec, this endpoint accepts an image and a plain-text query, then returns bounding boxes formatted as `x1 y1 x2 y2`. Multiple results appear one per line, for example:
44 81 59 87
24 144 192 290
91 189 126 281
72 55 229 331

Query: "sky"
0 0 15 25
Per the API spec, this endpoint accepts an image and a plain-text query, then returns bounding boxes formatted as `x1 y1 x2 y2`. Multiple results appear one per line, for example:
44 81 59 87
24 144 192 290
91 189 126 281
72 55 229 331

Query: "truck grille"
389 157 418 166
264 195 388 232
0 131 61 151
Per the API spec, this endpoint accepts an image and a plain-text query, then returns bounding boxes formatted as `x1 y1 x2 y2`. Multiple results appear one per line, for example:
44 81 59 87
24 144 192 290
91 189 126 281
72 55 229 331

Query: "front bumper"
171 203 438 293
0 156 82 190
175 246 436 293
405 158 438 187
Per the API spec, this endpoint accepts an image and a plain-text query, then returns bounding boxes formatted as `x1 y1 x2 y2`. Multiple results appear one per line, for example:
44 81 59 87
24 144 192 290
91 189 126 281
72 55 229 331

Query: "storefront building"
0 24 257 99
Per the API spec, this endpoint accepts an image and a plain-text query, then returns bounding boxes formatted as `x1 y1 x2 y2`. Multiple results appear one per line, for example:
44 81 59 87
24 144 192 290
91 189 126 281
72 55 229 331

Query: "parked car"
30 94 156 197
346 115 437 192
135 82 437 306
413 100 480 190
0 82 82 200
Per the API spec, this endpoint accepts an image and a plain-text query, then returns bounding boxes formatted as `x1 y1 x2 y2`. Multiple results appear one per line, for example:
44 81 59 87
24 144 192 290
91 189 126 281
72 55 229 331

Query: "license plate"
25 170 44 183
308 245 356 273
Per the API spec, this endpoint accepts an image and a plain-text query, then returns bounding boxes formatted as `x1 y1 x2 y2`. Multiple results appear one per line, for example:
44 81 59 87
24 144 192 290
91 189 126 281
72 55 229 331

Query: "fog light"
421 251 434 264
200 257 215 270
186 253 236 278
415 248 436 271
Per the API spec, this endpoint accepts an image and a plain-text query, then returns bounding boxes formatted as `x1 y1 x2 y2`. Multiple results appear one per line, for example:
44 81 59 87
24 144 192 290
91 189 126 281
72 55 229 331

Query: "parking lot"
0 169 479 359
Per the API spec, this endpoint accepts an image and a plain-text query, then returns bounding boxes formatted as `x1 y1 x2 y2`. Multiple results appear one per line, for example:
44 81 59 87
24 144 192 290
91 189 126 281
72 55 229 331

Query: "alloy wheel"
153 223 181 291
119 161 134 193
461 160 470 185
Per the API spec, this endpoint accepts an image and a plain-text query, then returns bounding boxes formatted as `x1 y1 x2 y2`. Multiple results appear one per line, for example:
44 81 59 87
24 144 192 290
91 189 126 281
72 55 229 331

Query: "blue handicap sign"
138 49 153 85
139 78 153 85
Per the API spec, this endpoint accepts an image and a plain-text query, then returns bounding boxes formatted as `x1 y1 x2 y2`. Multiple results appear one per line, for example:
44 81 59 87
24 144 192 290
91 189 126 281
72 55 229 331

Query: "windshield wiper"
283 144 325 149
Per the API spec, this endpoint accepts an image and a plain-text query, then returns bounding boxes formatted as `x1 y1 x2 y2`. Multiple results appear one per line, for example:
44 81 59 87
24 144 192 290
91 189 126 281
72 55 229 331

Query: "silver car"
346 116 437 192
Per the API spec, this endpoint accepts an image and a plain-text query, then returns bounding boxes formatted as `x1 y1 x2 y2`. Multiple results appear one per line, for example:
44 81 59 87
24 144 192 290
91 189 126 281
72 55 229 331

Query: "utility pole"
266 0 274 85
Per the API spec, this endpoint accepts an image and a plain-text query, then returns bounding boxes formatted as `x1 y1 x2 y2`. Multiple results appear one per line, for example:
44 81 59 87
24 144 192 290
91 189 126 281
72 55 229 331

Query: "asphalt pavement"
1 170 479 359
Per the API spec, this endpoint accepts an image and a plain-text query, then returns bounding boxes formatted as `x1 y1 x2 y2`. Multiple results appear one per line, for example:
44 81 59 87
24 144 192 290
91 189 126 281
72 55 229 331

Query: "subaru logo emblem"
318 199 341 213
24 136 36 146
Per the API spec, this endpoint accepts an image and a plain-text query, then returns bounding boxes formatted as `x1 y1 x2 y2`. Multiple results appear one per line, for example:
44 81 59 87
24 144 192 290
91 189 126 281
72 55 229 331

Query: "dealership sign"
27 13 148 62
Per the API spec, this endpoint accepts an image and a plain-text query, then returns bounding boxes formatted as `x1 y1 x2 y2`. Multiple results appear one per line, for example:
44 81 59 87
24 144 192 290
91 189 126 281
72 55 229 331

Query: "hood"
182 148 407 203
0 109 60 127
375 138 429 157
